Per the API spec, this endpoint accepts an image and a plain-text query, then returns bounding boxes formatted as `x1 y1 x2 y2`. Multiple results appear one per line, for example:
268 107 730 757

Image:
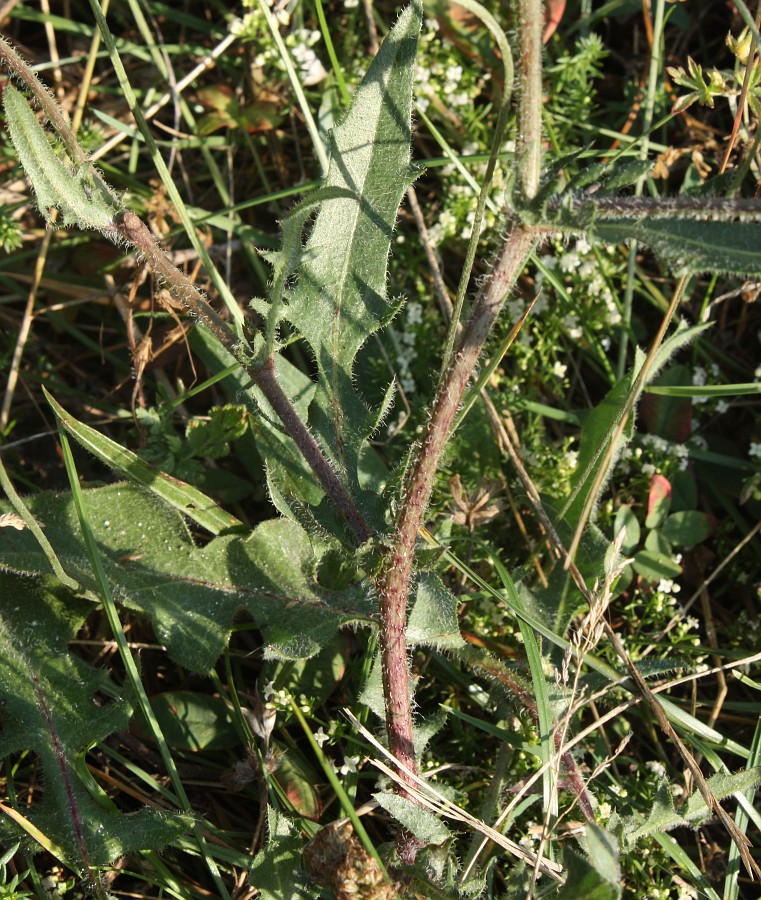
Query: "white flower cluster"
639 433 691 472
392 301 423 395
289 29 327 85
230 2 326 85
415 18 490 114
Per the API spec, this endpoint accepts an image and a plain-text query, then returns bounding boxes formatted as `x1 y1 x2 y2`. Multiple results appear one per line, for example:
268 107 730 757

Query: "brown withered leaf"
304 822 399 900
449 474 505 532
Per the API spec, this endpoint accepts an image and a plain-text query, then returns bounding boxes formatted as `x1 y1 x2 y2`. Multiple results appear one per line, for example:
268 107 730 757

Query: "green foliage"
3 1 761 897
0 483 371 672
615 473 713 587
0 846 31 899
374 791 452 846
614 768 761 846
278 0 421 530
3 85 119 235
0 574 192 867
249 808 309 900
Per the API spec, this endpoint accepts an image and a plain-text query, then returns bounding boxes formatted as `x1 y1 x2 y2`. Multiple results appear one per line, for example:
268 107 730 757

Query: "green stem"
617 0 665 380
315 0 350 107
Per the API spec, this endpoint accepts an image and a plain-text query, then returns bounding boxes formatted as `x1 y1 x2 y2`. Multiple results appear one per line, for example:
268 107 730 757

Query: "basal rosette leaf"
0 574 192 866
283 1 422 513
0 483 373 672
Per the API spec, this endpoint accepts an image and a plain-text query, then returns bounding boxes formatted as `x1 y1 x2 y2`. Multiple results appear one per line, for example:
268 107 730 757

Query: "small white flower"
692 366 707 386
263 680 275 701
646 760 667 778
445 64 463 83
564 450 579 470
559 252 579 273
407 301 423 325
716 399 729 414
657 578 675 594
552 361 568 379
340 755 361 775
597 801 612 821
313 727 329 747
749 442 761 459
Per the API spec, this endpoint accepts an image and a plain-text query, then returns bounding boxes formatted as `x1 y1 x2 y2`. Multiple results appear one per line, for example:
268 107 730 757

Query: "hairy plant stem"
373 0 544 864
114 210 371 545
374 224 537 859
514 0 543 205
0 38 87 168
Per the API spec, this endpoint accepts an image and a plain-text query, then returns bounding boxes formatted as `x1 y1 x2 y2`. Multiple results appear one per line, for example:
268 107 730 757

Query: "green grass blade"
44 389 242 536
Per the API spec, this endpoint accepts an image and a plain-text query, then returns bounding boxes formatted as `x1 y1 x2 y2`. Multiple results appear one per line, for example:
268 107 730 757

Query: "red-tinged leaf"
275 748 323 821
646 474 672 529
543 0 566 43
640 366 693 442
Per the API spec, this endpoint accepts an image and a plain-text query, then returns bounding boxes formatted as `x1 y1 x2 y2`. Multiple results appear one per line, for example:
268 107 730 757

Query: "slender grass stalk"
85 0 245 329
438 0 514 370
0 455 78 590
567 274 687 564
617 0 665 380
288 699 390 881
258 0 330 174
314 0 350 107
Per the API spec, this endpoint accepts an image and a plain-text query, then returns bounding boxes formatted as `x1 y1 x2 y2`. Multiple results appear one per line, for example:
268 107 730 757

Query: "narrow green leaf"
645 382 761 397
613 506 640 554
560 323 708 532
4 85 119 233
44 389 242 536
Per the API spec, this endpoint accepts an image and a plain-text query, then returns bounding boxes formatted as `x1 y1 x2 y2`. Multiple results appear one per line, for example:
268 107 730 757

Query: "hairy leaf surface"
0 574 192 865
283 0 422 524
0 484 372 672
589 217 761 275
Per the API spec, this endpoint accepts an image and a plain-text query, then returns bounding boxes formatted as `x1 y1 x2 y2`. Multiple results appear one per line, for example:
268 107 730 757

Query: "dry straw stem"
458 650 761 884
343 710 565 882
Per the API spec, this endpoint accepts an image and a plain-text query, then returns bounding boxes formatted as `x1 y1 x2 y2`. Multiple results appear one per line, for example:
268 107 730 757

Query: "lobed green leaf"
282 1 422 523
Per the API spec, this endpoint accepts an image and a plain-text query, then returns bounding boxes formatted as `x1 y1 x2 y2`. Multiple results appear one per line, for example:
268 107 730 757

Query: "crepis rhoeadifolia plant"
2 0 761 896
